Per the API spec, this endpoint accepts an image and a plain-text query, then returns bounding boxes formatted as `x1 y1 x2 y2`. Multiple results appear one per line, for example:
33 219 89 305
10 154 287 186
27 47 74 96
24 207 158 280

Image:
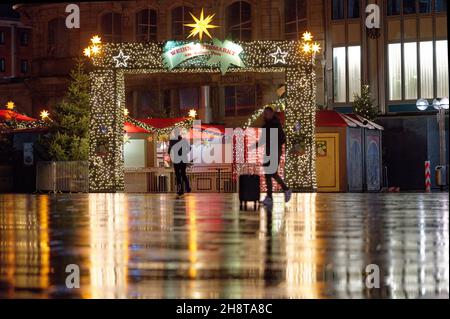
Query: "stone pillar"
199 85 212 124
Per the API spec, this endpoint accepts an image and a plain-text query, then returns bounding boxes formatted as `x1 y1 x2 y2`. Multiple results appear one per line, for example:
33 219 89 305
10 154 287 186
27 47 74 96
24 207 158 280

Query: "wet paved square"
0 193 448 299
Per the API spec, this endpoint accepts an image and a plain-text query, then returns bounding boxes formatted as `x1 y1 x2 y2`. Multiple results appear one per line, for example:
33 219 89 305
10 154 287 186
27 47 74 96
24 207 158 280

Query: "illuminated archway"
88 39 317 192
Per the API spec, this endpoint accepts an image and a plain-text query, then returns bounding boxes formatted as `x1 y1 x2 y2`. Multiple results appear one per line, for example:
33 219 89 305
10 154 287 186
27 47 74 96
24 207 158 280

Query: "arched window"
136 9 157 42
226 1 252 41
101 12 122 43
172 6 193 40
285 0 307 40
48 18 69 57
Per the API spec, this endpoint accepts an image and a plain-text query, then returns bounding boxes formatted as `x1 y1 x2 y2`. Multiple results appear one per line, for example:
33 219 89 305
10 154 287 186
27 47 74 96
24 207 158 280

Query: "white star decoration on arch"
270 46 288 65
113 50 130 68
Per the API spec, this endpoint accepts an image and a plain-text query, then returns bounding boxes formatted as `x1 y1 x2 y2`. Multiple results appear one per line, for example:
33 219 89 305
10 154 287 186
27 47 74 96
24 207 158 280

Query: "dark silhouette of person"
259 106 292 206
168 134 191 196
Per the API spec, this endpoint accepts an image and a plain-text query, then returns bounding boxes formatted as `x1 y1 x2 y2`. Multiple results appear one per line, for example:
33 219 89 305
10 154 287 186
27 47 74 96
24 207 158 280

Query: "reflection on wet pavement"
0 193 448 299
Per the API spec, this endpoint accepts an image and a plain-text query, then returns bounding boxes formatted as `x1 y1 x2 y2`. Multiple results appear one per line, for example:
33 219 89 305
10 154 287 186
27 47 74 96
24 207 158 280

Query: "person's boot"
177 185 184 196
261 196 273 207
284 189 292 203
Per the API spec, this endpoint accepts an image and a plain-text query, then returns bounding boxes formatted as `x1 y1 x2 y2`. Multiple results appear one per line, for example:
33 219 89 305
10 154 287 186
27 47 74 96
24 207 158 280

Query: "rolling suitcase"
239 174 260 210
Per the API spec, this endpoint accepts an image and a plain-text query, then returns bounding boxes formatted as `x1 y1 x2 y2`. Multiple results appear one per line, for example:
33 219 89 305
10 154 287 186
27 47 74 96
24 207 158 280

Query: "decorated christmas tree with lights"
46 58 90 161
352 84 378 121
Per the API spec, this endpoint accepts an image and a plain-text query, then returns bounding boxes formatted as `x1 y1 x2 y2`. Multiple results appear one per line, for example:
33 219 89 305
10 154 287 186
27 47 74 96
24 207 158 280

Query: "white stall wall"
125 139 146 168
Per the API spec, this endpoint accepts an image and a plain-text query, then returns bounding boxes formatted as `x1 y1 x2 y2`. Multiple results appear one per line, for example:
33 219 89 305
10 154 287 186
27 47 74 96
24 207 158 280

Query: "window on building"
348 46 361 101
332 0 345 19
20 60 28 74
171 6 192 40
136 9 157 42
48 18 69 57
333 46 361 103
388 43 402 100
403 0 417 14
101 12 122 43
347 0 360 18
225 85 256 117
418 0 432 12
226 1 252 41
404 42 418 99
333 47 346 102
179 87 199 111
285 0 307 40
435 0 448 12
332 0 359 20
0 31 5 45
388 40 448 101
0 58 5 72
420 41 434 98
387 0 401 15
436 40 449 97
20 31 29 46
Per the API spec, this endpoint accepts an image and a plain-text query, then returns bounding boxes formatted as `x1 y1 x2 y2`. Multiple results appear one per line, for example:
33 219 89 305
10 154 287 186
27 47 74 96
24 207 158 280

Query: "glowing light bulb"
91 35 102 45
312 42 321 53
91 45 101 55
302 43 312 54
302 31 313 42
83 47 91 57
188 109 197 118
40 110 49 120
6 101 15 110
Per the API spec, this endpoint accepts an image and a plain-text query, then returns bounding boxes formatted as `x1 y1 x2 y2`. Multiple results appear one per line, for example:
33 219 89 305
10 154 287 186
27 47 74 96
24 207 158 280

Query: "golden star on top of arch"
184 9 219 41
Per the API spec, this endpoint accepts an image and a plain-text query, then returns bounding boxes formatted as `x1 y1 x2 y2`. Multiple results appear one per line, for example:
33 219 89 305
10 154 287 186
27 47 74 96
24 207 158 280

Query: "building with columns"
0 0 448 189
0 4 32 113
1 1 447 119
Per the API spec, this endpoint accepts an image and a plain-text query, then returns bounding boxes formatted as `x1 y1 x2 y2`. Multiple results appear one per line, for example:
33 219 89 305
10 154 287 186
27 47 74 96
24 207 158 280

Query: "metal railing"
36 161 89 193
124 165 236 193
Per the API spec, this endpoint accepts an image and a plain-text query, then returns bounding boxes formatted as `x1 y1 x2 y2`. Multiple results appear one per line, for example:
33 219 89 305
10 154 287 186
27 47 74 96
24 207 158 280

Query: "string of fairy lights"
83 9 319 192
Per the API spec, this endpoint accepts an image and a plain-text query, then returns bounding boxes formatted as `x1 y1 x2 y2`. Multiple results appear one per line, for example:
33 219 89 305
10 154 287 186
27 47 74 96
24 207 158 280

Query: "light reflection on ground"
0 193 448 299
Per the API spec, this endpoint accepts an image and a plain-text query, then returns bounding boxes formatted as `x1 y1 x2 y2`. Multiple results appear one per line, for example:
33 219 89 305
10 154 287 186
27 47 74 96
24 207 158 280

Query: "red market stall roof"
124 122 150 133
0 110 36 122
315 110 358 127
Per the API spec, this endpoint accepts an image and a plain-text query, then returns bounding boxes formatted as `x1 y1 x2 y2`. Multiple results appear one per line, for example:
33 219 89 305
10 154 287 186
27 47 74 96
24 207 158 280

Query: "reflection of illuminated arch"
0 195 50 295
88 194 129 298
285 193 318 298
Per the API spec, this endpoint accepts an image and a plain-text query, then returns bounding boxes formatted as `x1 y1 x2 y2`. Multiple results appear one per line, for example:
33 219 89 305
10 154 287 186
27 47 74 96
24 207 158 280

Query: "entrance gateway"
88 35 318 192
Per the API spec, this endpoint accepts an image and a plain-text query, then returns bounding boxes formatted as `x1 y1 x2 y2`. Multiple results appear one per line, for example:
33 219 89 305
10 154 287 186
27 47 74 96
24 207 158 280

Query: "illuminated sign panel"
163 39 245 75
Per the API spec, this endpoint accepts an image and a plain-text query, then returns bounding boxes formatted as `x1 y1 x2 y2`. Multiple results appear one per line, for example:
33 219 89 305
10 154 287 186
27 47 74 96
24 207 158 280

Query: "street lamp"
416 97 448 175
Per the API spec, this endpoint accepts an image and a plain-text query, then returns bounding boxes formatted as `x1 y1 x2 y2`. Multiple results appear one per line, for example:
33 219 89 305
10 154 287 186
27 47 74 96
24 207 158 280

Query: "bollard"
425 161 431 193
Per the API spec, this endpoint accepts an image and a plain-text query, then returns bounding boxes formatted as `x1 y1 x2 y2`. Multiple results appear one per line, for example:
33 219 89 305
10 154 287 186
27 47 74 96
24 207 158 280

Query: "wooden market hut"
315 111 384 192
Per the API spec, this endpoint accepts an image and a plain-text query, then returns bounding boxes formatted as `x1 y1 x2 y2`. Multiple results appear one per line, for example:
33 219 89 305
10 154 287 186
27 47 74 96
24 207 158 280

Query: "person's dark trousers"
264 152 288 198
174 163 191 194
265 172 289 198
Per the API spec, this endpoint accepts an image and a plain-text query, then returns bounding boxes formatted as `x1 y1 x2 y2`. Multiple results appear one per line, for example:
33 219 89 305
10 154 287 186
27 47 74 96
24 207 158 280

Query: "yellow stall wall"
316 133 340 192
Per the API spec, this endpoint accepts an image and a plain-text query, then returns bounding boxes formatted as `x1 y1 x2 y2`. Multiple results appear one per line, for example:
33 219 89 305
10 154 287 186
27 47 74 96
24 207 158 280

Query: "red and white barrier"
425 161 432 193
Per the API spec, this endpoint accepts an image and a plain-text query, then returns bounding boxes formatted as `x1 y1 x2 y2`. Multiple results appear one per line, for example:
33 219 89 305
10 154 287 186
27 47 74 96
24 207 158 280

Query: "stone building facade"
0 1 448 124
1 0 327 127
0 6 32 114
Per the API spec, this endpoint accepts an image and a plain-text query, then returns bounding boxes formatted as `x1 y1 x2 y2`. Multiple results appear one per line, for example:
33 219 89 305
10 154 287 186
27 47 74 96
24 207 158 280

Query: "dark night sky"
0 4 20 19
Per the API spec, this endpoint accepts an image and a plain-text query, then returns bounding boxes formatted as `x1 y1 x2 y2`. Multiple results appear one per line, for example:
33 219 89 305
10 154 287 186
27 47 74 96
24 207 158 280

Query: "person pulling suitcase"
258 106 292 206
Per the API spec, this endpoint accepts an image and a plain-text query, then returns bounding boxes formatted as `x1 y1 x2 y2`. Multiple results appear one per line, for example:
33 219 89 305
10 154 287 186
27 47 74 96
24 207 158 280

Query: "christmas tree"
352 84 378 121
46 59 90 161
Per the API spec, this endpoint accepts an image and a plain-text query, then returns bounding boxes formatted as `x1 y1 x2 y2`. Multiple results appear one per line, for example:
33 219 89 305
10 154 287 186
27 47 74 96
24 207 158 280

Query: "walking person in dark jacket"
259 106 292 206
168 132 191 196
